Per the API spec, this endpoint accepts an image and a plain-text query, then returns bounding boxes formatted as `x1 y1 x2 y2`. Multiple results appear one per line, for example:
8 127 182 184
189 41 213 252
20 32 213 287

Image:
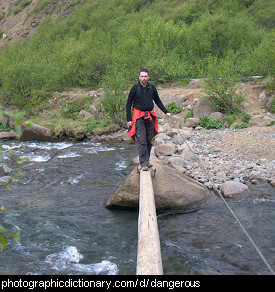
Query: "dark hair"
139 68 149 75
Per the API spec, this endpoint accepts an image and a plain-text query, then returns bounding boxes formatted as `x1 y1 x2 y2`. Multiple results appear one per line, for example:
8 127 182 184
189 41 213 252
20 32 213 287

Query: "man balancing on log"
126 68 171 171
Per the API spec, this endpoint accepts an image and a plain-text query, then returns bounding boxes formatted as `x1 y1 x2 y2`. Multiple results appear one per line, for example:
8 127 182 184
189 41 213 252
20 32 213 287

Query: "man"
126 68 171 171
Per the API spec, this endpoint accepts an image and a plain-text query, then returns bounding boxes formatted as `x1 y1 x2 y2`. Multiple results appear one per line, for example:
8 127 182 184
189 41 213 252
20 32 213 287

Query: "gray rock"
210 112 225 122
0 131 20 139
154 143 176 157
250 115 274 127
106 157 210 210
221 181 250 198
185 118 200 128
0 165 13 177
193 97 216 119
20 124 58 142
0 176 12 186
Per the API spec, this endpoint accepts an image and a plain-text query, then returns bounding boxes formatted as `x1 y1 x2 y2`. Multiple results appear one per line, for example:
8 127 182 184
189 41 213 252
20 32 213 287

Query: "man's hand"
127 121 133 126
166 113 171 117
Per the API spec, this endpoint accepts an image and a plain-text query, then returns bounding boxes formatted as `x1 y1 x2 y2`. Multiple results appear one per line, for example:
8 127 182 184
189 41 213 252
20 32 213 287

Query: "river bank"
1 81 274 190
154 123 275 190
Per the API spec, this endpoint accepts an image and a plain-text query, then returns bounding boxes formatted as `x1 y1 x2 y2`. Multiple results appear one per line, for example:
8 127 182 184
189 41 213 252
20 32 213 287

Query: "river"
0 140 274 275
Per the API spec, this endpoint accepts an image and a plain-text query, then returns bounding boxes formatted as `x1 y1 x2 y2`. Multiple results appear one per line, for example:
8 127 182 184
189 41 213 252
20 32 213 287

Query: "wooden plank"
136 169 163 275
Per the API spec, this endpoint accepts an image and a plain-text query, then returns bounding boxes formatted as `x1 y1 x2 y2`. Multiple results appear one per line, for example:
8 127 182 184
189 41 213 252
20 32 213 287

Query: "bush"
61 97 91 119
0 123 11 132
234 123 250 129
100 73 127 127
202 58 245 114
184 108 193 121
267 98 275 114
167 102 181 114
199 117 225 129
239 111 251 123
224 115 236 127
224 111 251 127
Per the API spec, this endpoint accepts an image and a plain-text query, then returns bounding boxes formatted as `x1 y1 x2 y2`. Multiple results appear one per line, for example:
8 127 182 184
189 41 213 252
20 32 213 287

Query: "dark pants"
136 117 155 167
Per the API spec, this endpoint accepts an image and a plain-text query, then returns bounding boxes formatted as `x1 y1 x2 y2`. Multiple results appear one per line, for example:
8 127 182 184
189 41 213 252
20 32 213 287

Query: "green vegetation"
167 102 182 114
267 98 275 113
199 117 225 129
0 0 274 129
202 60 246 114
0 204 20 252
13 0 32 15
184 108 193 121
0 109 33 251
61 97 92 119
224 111 251 126
0 123 11 132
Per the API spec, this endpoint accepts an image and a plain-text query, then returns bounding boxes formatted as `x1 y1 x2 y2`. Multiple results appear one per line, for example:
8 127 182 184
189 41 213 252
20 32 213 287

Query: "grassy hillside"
0 0 274 111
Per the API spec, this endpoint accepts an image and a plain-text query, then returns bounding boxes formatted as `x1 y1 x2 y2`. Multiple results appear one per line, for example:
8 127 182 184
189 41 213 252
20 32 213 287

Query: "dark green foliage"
234 123 250 129
0 123 11 132
167 102 182 114
267 98 275 114
184 108 193 121
61 97 91 119
199 117 225 129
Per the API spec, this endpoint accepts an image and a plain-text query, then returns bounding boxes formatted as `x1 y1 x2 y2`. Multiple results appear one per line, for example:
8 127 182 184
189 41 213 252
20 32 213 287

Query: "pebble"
156 126 275 190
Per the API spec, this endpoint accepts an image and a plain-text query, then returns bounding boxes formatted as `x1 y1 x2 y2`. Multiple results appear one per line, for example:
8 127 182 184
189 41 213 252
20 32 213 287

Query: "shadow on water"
0 140 274 275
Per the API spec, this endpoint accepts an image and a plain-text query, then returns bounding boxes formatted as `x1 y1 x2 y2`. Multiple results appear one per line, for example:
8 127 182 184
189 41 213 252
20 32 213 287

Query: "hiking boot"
148 163 153 168
142 166 149 171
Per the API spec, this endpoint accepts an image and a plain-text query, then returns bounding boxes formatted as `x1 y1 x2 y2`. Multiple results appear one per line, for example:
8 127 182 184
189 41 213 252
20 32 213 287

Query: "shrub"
199 117 225 129
61 97 91 119
239 111 251 123
100 73 127 127
184 108 193 121
224 115 236 127
234 123 250 129
267 98 275 114
202 58 245 114
0 123 11 132
167 102 181 114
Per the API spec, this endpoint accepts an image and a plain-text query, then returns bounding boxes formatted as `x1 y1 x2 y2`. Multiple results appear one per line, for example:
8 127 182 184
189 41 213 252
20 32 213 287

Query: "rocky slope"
0 0 86 49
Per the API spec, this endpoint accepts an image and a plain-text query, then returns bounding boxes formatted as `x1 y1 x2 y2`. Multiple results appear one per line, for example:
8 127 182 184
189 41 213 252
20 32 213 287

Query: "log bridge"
136 168 163 275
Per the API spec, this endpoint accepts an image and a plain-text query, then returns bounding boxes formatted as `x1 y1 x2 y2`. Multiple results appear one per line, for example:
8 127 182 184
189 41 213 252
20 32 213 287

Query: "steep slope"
0 0 86 49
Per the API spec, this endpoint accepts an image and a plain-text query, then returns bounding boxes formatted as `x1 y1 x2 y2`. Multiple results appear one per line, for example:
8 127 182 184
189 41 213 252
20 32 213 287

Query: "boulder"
210 112 225 122
154 143 176 157
0 165 13 177
0 131 20 139
0 176 12 186
250 115 274 127
185 117 200 128
193 97 216 119
105 157 210 210
221 181 250 198
20 124 58 142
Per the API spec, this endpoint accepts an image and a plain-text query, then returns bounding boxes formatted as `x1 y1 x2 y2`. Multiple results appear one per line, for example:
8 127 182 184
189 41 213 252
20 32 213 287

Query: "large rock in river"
105 157 210 210
20 124 57 142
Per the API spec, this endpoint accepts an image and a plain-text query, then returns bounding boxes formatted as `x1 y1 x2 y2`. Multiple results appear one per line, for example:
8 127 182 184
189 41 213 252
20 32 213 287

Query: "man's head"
139 68 149 87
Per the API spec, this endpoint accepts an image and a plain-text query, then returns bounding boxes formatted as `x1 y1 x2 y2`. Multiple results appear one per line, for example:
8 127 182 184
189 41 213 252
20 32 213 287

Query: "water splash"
45 246 118 275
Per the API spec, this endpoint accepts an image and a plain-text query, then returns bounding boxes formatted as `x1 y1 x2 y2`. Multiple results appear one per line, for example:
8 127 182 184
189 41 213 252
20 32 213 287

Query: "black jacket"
126 81 168 122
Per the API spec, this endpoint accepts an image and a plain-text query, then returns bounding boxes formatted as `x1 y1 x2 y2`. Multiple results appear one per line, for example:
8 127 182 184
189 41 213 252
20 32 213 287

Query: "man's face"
139 71 149 86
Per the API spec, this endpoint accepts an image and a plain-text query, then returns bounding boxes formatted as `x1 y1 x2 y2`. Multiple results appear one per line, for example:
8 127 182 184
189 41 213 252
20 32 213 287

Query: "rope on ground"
170 116 275 275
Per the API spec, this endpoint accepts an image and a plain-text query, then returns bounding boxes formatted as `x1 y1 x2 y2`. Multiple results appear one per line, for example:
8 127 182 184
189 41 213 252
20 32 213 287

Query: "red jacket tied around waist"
128 108 158 142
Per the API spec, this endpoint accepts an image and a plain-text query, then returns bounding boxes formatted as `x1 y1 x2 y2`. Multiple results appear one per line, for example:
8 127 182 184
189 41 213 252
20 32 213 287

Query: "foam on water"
45 246 118 275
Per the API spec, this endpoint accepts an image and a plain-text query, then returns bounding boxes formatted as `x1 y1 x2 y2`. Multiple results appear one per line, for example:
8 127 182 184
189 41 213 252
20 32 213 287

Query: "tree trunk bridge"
136 168 163 275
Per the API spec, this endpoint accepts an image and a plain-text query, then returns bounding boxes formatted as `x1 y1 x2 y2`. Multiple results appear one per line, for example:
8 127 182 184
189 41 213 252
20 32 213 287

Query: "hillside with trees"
0 0 274 134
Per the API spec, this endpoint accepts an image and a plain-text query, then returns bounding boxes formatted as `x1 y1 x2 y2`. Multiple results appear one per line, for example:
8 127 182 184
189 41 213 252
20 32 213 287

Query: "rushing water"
0 140 274 275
